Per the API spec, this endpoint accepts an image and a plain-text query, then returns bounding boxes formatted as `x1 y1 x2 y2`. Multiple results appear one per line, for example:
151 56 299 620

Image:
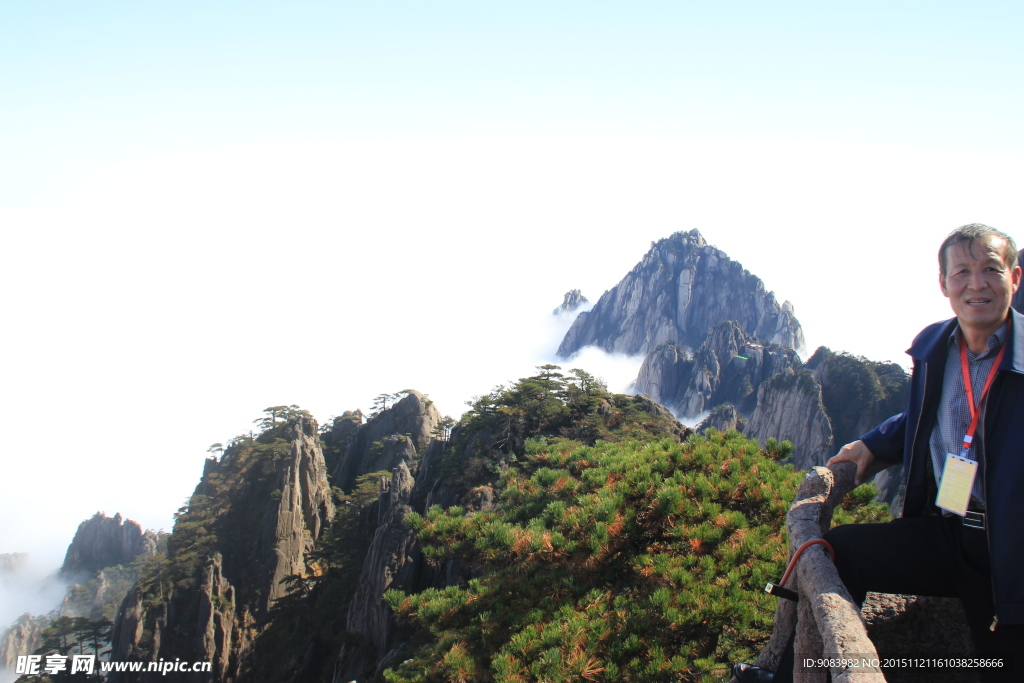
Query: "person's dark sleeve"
860 412 905 465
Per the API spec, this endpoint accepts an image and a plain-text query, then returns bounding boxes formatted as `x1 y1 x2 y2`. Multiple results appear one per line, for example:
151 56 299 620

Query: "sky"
3 1 1024 615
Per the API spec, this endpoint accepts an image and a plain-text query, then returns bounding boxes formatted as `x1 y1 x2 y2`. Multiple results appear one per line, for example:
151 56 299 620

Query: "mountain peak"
557 231 804 358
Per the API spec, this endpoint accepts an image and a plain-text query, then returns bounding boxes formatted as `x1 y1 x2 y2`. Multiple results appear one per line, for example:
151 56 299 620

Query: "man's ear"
939 271 950 298
1012 265 1022 294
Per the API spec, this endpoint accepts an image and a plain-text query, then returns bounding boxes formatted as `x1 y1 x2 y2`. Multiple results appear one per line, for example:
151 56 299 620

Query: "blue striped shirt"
929 322 1008 510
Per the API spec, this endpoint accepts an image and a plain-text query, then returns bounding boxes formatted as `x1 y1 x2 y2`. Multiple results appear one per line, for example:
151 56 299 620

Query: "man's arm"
827 412 906 485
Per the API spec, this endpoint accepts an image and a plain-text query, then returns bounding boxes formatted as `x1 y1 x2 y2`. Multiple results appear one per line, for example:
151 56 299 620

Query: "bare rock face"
557 229 805 358
673 321 800 419
321 409 364 477
338 462 420 681
863 594 976 683
330 391 441 491
1 614 47 670
259 416 336 611
0 552 27 574
109 553 255 683
696 403 742 433
108 415 332 682
633 342 693 408
553 289 589 315
805 346 909 449
61 513 158 579
745 368 835 470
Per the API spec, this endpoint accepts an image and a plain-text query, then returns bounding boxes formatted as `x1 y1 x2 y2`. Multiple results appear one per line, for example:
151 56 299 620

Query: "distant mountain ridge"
557 229 804 358
557 229 909 490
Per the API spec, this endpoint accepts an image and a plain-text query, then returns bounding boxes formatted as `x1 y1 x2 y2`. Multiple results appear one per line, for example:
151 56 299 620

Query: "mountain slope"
557 230 804 358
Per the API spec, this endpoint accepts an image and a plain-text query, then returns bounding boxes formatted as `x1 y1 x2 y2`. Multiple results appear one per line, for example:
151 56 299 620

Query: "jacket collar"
906 308 1024 374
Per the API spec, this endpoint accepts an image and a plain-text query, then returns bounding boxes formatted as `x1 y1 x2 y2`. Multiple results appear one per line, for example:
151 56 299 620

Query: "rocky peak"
339 461 421 681
1 614 48 671
0 552 28 575
744 367 835 470
696 403 743 433
552 289 589 315
108 412 334 679
557 230 805 358
676 321 801 419
633 342 693 409
634 320 800 420
321 409 364 475
259 414 335 610
330 390 441 491
60 513 157 579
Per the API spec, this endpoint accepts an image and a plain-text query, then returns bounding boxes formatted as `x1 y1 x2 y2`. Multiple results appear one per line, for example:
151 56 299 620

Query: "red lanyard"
958 334 1006 457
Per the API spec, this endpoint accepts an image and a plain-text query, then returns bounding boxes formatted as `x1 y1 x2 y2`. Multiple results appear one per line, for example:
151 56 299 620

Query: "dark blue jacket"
861 308 1024 625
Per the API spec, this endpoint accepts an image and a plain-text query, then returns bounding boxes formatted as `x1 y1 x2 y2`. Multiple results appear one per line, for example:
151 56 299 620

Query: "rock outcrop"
108 414 333 682
60 513 158 579
633 342 693 409
805 347 909 449
0 552 27 575
0 614 47 670
696 403 742 433
637 321 800 419
328 391 441 491
110 552 254 683
557 230 804 358
745 368 835 470
259 417 335 611
337 462 421 682
552 289 589 315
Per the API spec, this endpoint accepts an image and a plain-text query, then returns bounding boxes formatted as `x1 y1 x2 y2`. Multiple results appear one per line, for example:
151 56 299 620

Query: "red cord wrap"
778 539 835 589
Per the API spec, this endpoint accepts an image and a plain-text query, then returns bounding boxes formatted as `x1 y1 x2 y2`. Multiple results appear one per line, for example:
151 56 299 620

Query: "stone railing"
740 462 886 683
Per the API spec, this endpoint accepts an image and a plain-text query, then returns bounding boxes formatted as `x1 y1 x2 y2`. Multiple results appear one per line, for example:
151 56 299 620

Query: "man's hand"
827 440 882 485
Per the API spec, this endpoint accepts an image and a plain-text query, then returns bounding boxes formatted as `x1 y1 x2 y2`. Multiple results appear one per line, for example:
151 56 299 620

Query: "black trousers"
775 515 1022 683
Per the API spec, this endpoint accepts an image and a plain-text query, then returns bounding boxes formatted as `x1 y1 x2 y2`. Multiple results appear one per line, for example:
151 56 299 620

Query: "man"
740 224 1023 683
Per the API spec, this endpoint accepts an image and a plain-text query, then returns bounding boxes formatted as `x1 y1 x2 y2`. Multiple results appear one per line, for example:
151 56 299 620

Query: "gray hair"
938 223 1019 275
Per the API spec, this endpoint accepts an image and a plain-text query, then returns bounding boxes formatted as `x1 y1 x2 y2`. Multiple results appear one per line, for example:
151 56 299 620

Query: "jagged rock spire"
557 229 804 358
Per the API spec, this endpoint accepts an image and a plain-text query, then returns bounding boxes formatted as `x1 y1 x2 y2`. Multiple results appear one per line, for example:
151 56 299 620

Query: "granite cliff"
636 320 801 418
61 512 158 579
95 374 698 682
326 391 441 491
0 515 160 674
569 230 909 478
552 288 589 315
557 229 804 358
0 614 48 671
108 412 334 682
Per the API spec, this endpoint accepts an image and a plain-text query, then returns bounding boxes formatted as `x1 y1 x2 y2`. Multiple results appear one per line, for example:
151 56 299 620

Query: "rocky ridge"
561 229 909 480
744 368 835 470
327 391 441 491
108 414 334 682
557 229 805 358
0 614 48 670
552 289 589 315
61 513 158 579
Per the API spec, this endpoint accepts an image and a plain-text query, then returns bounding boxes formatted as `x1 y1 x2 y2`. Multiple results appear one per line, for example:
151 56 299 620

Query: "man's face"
939 236 1022 335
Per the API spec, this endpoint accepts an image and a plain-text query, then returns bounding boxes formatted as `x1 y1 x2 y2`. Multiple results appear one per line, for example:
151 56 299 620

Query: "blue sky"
5 2 1024 204
3 1 1024 607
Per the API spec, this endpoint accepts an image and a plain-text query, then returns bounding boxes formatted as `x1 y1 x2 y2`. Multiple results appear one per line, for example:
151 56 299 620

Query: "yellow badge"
935 453 978 517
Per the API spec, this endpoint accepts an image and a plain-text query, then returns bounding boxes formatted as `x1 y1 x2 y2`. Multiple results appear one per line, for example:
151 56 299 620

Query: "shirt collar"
949 320 1009 360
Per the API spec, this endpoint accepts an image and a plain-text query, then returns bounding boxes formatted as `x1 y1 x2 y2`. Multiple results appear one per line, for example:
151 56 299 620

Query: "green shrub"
383 430 804 683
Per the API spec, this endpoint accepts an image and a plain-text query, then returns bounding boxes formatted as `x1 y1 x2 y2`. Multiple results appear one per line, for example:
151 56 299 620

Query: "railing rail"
742 462 886 683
